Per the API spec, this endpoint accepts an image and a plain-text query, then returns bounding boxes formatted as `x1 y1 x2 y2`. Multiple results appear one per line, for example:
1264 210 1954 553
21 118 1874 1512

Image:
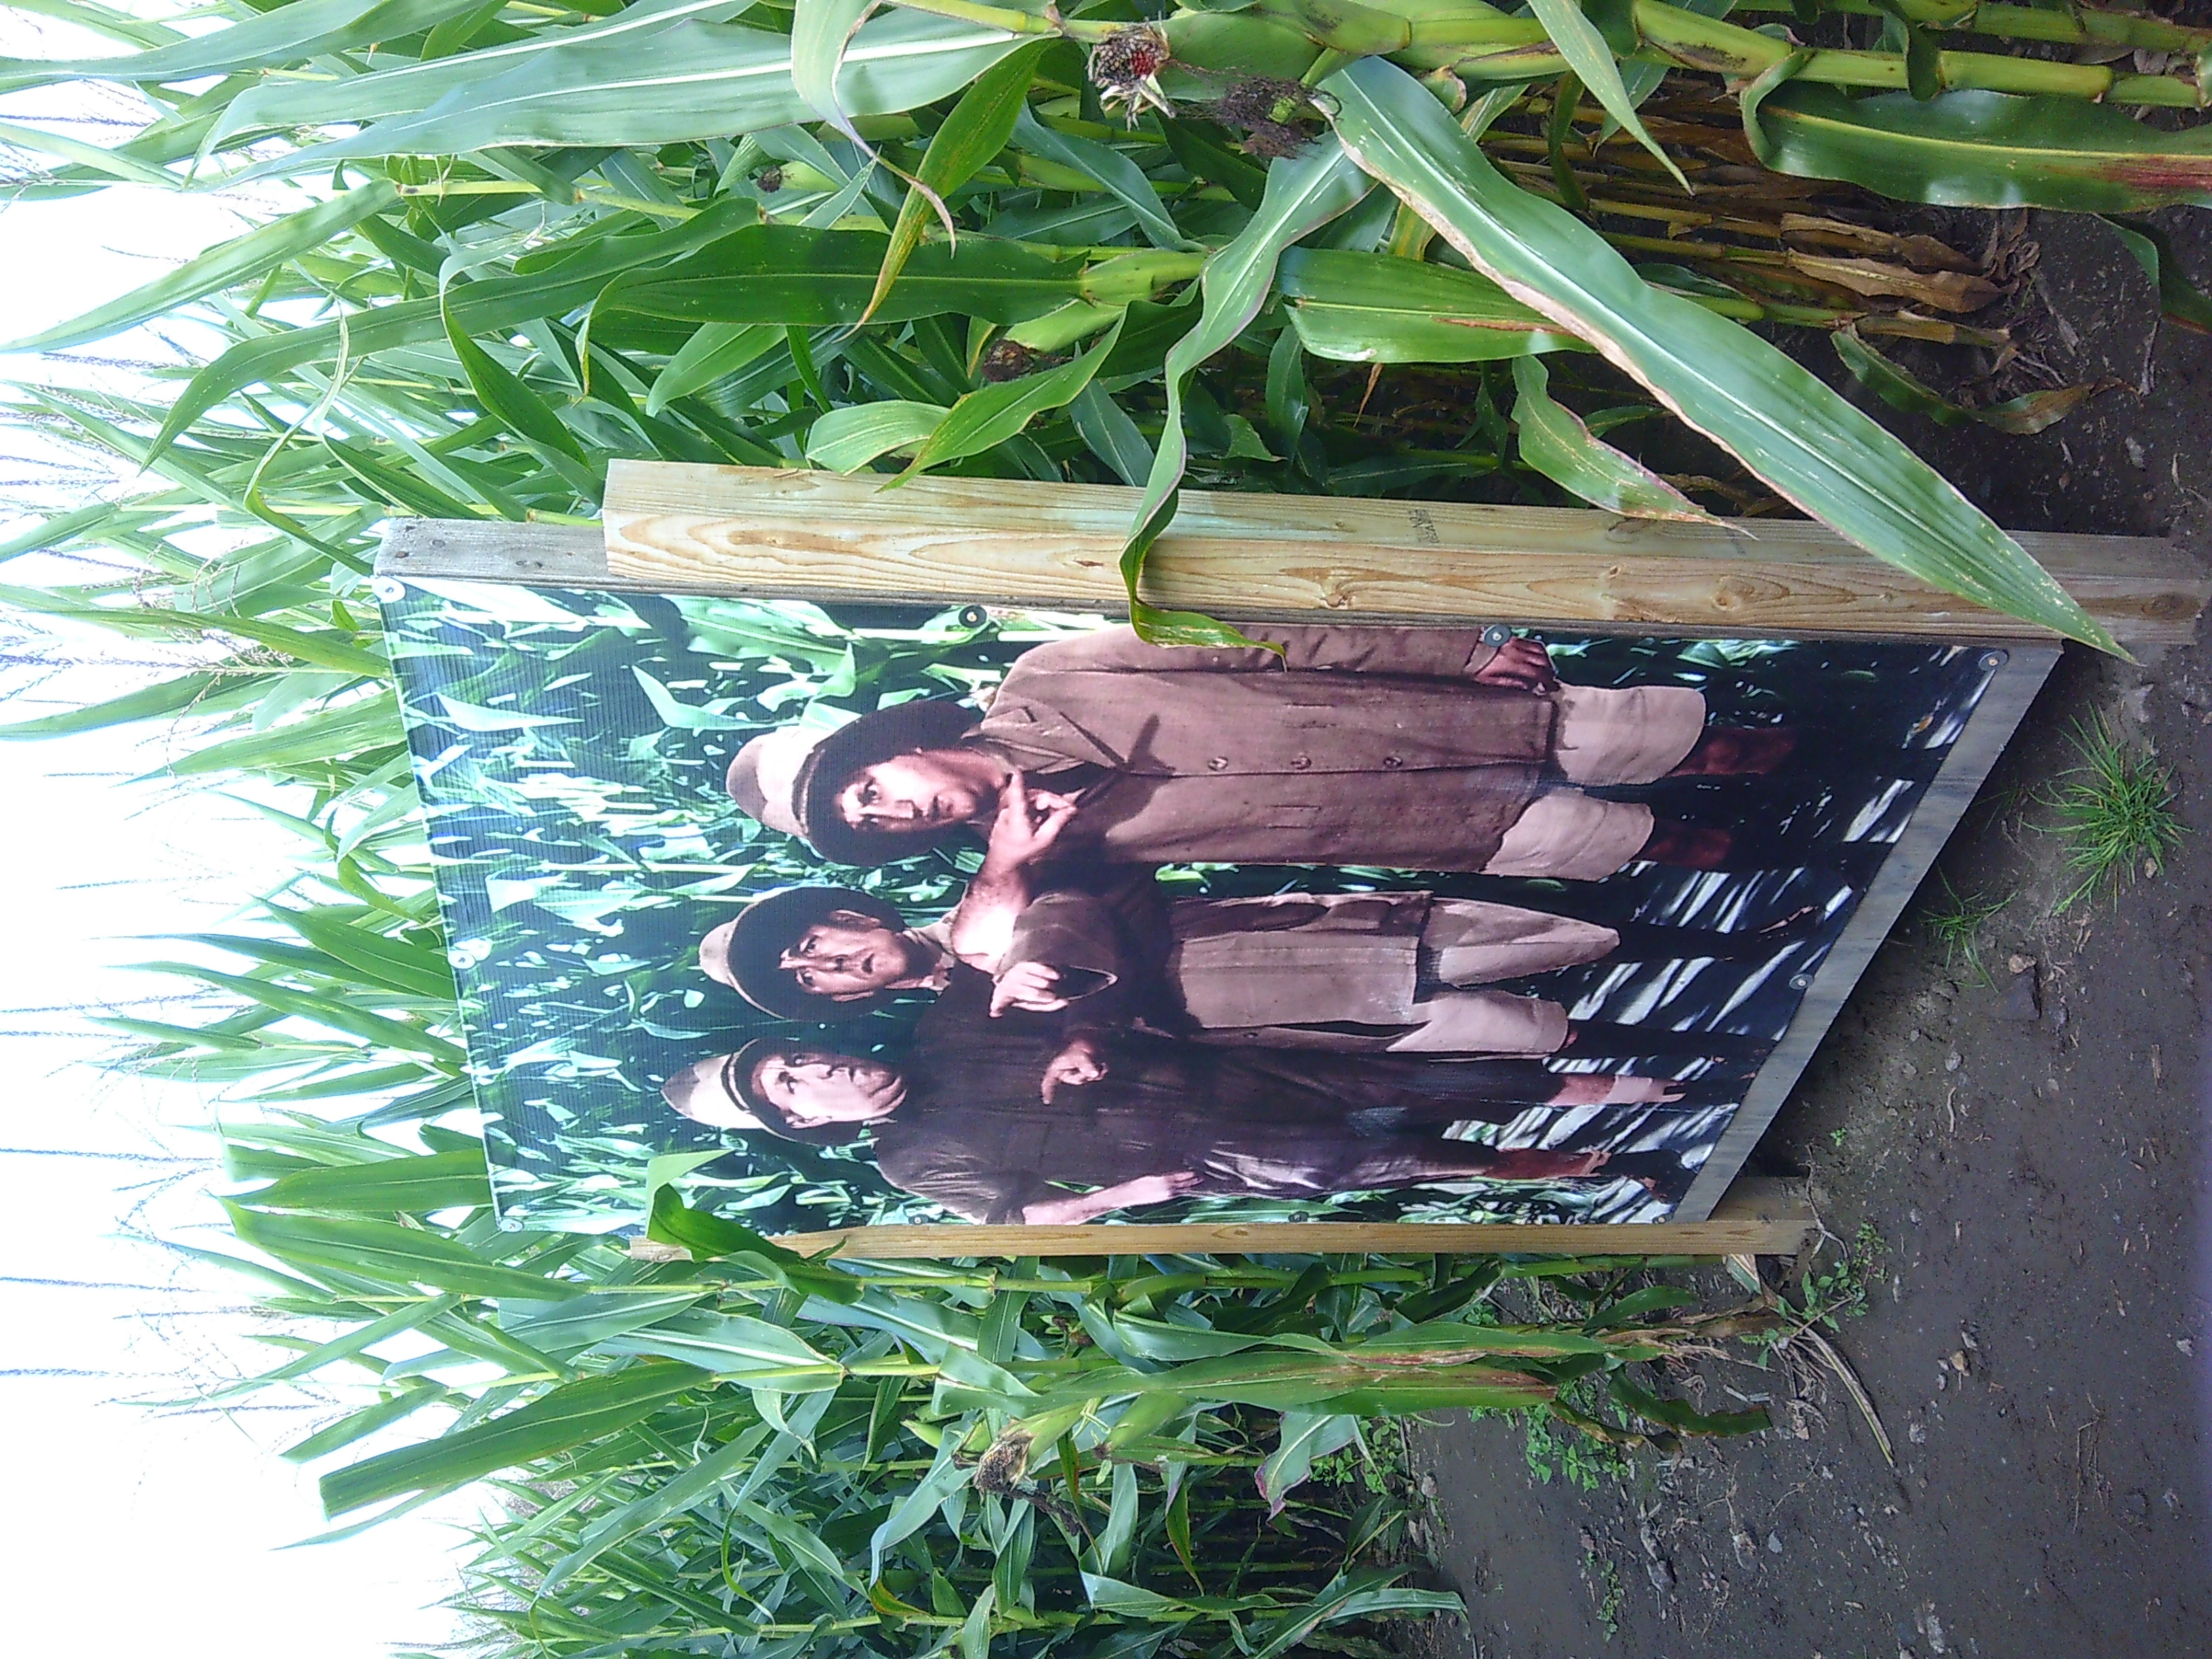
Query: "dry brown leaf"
1786 252 2005 313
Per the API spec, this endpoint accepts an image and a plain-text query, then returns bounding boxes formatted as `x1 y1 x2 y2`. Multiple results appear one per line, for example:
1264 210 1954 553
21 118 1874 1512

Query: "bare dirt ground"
1406 207 2212 1658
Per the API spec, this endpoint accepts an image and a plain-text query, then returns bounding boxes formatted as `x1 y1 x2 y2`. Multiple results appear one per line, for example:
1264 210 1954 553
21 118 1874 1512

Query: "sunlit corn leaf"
246 1148 491 1214
1120 138 1371 647
1526 0 1690 191
1278 247 1586 363
320 1361 710 1514
1746 75 2212 213
865 39 1052 325
1325 54 2121 652
208 0 754 146
226 1204 583 1303
0 0 489 89
807 399 948 470
243 11 1029 172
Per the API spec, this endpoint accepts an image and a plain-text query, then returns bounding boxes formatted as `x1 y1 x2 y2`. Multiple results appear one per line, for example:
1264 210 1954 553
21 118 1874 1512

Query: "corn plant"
202 1117 1776 1656
7 0 2211 656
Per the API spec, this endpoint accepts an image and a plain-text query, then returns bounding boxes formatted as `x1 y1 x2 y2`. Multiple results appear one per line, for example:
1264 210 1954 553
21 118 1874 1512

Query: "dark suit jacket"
867 968 1562 1223
973 624 1555 871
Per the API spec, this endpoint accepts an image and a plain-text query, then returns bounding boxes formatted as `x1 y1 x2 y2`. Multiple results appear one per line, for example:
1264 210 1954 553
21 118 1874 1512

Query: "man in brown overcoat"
723 623 1795 880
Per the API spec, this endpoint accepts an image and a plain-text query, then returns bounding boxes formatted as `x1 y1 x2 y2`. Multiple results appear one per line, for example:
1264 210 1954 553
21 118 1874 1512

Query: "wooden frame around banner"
377 462 2205 1259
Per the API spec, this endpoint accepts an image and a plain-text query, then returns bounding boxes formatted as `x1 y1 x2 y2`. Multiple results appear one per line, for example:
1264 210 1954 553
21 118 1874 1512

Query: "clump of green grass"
2045 716 2186 912
1919 874 2010 982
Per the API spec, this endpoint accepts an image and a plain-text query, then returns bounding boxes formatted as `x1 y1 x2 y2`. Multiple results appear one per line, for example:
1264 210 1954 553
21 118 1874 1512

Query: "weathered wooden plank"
590 461 2203 647
1668 644 2060 1221
766 1177 1813 1260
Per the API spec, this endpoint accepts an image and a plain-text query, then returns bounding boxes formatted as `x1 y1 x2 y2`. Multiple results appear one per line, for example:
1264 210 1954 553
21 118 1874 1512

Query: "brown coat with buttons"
972 623 1557 872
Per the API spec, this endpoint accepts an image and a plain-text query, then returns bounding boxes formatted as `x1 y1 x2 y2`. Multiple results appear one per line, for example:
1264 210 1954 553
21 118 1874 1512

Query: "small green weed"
1313 1417 1409 1498
1767 1220 1885 1342
2045 716 2186 912
1588 1548 1624 1638
1828 1125 1848 1149
1919 875 2009 982
1523 1389 1633 1491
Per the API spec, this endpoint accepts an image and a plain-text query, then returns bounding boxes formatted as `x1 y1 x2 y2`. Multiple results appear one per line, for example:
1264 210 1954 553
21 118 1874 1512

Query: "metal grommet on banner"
1979 649 2009 671
497 1214 525 1232
1481 624 1513 646
369 575 407 604
956 604 989 629
1789 972 1813 991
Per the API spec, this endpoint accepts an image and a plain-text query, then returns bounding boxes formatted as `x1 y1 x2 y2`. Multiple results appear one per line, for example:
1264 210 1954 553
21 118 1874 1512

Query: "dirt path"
1410 207 2211 1658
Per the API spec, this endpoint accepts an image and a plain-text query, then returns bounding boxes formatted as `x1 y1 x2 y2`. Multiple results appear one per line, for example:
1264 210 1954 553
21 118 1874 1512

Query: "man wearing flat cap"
660 966 1703 1225
697 873 1782 1082
724 623 1798 880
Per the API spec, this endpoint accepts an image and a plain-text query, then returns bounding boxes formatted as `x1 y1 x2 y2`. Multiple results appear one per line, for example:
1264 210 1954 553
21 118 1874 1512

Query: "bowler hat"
708 885 909 1021
724 699 975 867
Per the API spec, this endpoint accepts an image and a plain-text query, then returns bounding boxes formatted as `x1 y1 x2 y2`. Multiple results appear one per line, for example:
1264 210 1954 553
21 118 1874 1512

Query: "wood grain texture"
771 1178 1814 1260
1670 645 2062 1221
596 462 2203 646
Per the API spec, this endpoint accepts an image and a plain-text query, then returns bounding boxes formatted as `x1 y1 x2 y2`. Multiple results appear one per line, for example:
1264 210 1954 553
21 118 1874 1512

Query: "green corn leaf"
1745 75 2212 213
646 322 783 415
869 1427 973 1582
1067 381 1153 485
252 14 1029 172
1278 247 1584 363
1249 1574 1465 1659
1325 54 2119 653
865 39 1050 326
150 198 758 460
140 959 463 1061
647 1185 863 1303
0 183 403 355
1609 1371 1771 1435
281 1382 454 1463
806 400 948 470
209 0 752 146
898 314 1122 479
497 1290 716 1358
320 1361 710 1515
165 695 404 777
0 599 390 678
793 0 885 153
0 115 185 188
1511 355 1721 521
285 910 457 1002
598 225 1090 329
220 1295 466 1398
1120 139 1371 647
442 297 605 504
0 0 490 88
1012 106 1189 251
247 1149 491 1215
2104 215 2212 335
1254 1408 1359 1517
224 1204 583 1305
1526 0 1691 191
0 670 228 740
600 1309 844 1383
542 1427 764 1589
1832 324 2105 435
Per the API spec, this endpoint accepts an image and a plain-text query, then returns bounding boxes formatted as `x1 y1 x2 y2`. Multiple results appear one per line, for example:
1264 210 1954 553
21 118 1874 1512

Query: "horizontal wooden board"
764 1179 1814 1260
595 461 2203 647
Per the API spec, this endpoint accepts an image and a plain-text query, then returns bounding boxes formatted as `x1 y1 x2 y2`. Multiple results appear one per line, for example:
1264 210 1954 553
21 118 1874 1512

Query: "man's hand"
1470 636 1557 693
991 960 1071 1017
983 769 1078 874
1548 1073 1687 1107
1040 1036 1106 1103
1020 1170 1200 1225
1115 1171 1202 1207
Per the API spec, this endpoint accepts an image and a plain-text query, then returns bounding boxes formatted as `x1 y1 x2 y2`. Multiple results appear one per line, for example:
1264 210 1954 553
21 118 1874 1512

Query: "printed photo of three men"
378 579 1999 1235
